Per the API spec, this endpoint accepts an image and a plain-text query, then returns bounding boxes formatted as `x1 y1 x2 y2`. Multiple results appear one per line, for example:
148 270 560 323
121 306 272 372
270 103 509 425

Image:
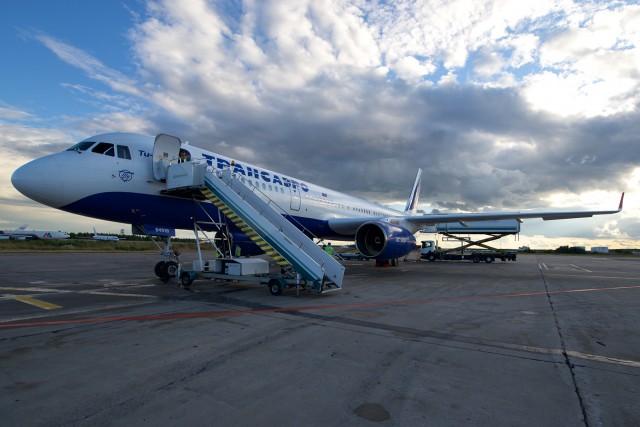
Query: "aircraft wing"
328 193 624 235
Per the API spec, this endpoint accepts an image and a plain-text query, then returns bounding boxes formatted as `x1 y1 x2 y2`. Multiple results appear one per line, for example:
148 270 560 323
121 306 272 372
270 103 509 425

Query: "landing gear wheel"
268 279 283 296
154 261 166 278
163 261 179 278
180 271 193 287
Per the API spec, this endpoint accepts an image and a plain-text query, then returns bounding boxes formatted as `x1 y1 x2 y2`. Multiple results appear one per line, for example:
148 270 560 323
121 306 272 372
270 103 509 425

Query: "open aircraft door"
153 134 182 181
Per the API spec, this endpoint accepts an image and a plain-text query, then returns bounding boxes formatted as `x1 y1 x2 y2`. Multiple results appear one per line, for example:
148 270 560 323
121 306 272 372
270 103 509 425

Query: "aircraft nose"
11 155 65 208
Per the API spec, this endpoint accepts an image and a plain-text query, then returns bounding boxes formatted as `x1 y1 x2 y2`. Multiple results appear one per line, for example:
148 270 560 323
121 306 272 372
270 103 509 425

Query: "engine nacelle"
355 221 416 260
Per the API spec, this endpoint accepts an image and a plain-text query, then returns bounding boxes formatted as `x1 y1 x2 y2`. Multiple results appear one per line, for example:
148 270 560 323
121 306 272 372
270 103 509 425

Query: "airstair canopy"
153 134 182 181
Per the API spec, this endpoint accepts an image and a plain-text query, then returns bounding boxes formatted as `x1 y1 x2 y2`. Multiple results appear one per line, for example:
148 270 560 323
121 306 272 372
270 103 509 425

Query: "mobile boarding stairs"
160 155 344 296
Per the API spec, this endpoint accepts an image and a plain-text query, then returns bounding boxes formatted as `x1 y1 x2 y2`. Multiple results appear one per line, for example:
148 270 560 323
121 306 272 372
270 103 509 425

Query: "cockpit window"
117 145 131 160
92 142 115 157
66 141 95 152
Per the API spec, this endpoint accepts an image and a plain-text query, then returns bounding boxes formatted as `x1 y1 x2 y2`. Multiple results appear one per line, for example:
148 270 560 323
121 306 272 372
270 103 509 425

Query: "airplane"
10 132 623 278
0 224 70 240
92 227 120 241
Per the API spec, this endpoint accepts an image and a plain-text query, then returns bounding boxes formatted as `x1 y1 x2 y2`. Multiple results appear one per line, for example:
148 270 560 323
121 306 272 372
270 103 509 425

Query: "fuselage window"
117 145 131 160
92 142 115 157
66 141 95 152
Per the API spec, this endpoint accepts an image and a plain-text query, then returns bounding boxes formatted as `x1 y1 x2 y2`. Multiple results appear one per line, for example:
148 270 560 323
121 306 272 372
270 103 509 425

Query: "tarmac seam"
538 257 590 427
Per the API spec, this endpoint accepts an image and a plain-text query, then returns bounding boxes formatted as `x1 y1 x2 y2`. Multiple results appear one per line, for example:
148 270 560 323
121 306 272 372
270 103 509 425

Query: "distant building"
591 247 609 254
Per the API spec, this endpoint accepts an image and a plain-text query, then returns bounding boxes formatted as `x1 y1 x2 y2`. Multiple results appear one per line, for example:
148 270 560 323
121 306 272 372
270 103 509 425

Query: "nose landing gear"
154 259 179 280
153 236 181 281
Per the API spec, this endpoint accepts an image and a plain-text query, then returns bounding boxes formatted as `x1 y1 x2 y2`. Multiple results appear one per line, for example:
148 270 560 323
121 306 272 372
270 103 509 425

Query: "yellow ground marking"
9 295 62 310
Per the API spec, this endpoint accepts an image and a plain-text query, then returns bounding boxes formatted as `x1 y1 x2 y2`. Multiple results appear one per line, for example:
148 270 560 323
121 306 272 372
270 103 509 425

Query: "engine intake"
355 221 416 260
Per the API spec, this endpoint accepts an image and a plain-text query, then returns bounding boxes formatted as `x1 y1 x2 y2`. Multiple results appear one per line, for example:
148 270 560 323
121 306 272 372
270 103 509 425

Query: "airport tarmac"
1 251 639 426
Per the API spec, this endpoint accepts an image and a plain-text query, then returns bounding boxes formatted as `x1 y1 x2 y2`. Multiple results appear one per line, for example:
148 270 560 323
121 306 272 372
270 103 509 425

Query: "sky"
0 0 639 249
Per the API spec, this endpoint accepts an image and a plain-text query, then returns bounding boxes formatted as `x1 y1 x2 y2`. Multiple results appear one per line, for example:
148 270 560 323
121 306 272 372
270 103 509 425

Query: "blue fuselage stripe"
61 192 347 239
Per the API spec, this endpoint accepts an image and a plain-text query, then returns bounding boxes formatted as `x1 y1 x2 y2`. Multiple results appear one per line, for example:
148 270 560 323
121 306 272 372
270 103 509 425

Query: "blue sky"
2 1 137 116
1 0 639 249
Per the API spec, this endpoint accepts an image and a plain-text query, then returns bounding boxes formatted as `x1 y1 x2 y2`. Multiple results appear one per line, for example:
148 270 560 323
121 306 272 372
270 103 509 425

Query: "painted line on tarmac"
570 264 592 272
0 286 71 293
487 341 640 369
0 301 158 324
2 283 640 330
0 286 156 298
541 273 638 281
7 295 62 310
566 351 640 368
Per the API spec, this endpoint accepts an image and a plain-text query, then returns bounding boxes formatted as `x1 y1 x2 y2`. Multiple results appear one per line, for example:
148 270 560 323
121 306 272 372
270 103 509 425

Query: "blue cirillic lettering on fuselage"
199 153 309 192
138 148 309 192
232 163 245 175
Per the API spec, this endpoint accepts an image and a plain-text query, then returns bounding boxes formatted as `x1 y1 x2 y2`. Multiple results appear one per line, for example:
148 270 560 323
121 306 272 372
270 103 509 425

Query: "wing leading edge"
396 192 625 233
328 192 624 236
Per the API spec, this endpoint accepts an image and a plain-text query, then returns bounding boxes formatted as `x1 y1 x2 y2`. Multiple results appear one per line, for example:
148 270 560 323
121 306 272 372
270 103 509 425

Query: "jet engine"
355 221 416 260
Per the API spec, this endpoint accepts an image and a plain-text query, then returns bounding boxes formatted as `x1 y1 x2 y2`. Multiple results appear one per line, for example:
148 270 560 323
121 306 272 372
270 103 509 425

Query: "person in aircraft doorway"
179 149 191 163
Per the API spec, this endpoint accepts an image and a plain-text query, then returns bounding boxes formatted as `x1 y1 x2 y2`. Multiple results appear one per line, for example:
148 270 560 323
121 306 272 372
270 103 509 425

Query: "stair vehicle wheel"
427 254 436 262
484 255 494 263
180 271 193 287
268 279 282 296
472 255 480 263
163 261 179 278
154 261 166 278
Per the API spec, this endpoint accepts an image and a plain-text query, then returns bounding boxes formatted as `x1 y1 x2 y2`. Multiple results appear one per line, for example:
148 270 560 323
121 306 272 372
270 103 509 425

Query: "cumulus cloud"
2 0 639 242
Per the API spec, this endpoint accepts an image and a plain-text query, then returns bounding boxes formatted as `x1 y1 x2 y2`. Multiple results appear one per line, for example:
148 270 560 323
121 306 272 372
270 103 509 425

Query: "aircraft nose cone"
12 155 65 208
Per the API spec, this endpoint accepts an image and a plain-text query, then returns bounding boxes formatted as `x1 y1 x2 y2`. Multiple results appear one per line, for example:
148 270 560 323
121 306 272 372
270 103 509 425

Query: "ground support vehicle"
158 162 343 296
420 240 517 263
178 257 338 296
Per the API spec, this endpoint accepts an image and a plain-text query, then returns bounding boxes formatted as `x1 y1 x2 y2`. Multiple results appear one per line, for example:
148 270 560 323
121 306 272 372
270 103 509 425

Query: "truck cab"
420 240 437 261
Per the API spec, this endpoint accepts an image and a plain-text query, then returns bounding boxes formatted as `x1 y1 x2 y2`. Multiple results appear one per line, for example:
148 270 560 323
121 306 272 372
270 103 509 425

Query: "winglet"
404 169 423 214
618 192 625 211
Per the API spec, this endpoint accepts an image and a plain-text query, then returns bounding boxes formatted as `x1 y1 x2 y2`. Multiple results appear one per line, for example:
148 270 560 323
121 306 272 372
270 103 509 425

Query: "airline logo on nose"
119 170 134 182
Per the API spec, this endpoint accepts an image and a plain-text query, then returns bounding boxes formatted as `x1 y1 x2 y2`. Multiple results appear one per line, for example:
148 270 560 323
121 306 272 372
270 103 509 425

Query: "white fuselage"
11 133 401 239
0 229 70 240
